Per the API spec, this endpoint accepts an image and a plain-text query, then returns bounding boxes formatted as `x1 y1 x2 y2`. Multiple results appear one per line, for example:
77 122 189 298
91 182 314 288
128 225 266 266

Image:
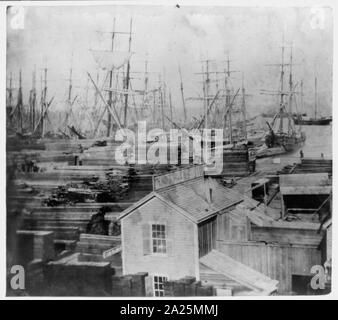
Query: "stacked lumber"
22 207 121 234
16 230 55 263
111 272 148 297
45 252 115 296
75 233 121 255
294 158 332 175
278 159 332 176
221 148 254 177
164 276 215 296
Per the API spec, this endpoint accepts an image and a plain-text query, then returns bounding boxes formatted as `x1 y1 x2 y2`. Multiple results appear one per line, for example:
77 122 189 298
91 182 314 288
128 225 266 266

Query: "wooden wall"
216 210 250 242
216 240 321 294
250 226 323 247
121 196 199 290
198 216 217 257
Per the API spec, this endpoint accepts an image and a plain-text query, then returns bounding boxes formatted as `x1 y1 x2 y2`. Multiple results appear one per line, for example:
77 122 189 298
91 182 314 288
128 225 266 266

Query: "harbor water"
256 124 332 173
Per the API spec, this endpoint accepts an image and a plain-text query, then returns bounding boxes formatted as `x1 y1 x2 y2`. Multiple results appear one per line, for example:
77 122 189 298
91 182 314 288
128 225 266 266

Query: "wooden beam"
87 71 123 130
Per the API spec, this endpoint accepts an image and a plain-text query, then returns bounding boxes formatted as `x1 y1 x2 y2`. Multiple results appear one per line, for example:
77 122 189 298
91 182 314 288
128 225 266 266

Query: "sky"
6 4 333 124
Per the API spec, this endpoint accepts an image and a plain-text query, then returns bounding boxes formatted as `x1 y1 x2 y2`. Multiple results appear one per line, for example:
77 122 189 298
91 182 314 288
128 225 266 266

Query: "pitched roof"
118 176 243 224
157 177 242 223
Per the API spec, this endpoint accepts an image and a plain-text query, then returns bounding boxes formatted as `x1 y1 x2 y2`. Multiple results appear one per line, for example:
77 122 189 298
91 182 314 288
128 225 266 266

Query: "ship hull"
294 118 332 125
265 132 306 152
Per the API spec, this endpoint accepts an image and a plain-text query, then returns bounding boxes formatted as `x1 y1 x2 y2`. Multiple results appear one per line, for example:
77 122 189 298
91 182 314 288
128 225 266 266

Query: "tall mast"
7 72 13 129
280 39 285 106
123 18 132 128
94 70 99 107
178 64 187 124
17 69 23 133
162 68 167 127
201 64 206 129
288 45 293 111
142 58 148 117
68 56 73 102
9 72 13 109
159 74 165 130
107 18 115 137
214 67 219 120
288 44 293 133
41 67 47 138
205 60 210 130
85 77 89 107
314 77 318 120
225 55 232 143
169 89 173 124
40 70 43 116
152 89 156 124
300 80 304 111
226 54 231 77
62 57 73 133
30 66 37 131
241 73 247 140
278 37 285 133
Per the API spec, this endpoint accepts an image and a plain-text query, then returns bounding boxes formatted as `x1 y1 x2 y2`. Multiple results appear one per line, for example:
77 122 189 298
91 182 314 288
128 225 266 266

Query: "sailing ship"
191 57 256 176
294 115 332 126
257 41 306 157
264 108 306 152
294 77 332 125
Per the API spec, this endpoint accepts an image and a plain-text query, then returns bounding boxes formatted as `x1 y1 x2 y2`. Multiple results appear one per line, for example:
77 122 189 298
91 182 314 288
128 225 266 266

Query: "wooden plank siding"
216 240 321 294
216 210 250 242
250 226 323 247
198 216 217 257
121 197 200 282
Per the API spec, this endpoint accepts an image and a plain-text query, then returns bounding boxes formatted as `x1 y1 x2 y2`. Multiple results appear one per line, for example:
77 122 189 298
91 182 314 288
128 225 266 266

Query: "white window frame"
153 275 168 297
151 223 167 255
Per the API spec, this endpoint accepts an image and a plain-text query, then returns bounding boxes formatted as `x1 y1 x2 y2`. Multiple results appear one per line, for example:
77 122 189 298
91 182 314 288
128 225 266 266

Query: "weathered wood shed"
279 173 331 219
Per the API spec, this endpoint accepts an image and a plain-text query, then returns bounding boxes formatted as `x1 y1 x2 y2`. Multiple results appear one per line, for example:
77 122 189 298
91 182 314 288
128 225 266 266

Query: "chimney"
206 177 213 204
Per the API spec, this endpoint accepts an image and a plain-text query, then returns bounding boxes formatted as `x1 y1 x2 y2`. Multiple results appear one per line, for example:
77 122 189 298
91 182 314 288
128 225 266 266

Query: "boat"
247 129 265 147
294 77 332 125
256 145 285 159
264 110 306 152
190 56 256 177
257 41 306 156
294 115 332 125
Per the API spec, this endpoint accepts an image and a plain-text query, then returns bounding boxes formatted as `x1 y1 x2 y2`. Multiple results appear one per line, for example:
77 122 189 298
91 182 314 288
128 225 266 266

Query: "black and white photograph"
4 1 335 299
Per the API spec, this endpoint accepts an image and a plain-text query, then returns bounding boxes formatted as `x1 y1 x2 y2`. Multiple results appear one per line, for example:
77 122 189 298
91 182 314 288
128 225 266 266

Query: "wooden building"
118 166 328 296
118 165 247 296
279 173 331 220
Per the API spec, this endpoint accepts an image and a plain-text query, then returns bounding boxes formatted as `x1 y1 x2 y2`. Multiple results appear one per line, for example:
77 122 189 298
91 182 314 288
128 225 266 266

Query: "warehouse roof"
118 175 243 224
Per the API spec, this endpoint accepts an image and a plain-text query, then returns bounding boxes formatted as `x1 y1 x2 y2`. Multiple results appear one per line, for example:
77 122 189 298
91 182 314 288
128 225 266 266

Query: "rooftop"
119 174 244 224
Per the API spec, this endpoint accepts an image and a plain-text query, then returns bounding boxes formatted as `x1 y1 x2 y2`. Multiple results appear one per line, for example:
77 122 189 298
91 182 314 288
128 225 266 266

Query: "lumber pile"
220 148 255 177
111 272 148 297
294 158 332 175
16 230 55 263
43 171 130 206
44 253 115 296
22 206 121 242
75 233 121 255
278 158 332 176
164 276 215 296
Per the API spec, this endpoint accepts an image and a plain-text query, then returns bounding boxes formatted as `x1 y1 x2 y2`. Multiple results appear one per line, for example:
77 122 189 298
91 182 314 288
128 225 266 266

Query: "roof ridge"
156 176 204 193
